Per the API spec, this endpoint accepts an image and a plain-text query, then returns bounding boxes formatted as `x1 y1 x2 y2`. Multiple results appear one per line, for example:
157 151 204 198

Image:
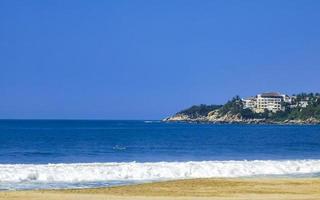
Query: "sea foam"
1 160 320 184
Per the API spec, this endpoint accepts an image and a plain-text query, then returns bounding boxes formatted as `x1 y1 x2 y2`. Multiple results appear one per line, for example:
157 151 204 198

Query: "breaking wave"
1 160 320 184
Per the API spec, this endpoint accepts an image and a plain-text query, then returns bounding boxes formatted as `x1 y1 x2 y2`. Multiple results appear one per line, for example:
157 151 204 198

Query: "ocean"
0 120 320 190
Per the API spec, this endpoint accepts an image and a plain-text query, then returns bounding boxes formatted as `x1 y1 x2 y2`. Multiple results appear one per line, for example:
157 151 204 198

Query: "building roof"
260 92 283 98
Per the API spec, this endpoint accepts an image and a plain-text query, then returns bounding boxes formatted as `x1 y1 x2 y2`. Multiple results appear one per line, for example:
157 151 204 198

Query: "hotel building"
242 92 292 113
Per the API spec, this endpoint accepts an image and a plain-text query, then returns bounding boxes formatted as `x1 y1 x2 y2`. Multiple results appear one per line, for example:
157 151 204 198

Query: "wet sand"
1 178 320 200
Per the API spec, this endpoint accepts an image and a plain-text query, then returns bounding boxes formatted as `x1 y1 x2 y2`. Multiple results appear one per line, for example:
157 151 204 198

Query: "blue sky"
1 0 320 119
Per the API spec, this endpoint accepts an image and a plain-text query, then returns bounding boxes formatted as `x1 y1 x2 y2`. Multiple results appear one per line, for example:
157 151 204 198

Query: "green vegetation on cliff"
177 104 222 119
266 93 320 121
174 93 320 122
218 96 270 119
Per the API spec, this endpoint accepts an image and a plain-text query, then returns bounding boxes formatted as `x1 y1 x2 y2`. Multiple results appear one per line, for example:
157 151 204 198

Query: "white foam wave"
1 160 320 183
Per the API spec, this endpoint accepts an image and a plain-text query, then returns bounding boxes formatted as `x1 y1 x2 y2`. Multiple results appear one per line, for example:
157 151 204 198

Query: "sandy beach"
1 178 320 200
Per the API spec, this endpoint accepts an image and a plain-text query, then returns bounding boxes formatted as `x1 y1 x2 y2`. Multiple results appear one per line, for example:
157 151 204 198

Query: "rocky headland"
163 94 320 125
163 112 320 125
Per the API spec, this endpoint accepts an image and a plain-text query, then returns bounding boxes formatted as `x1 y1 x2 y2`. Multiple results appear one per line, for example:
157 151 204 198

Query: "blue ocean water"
1 120 320 163
0 120 320 190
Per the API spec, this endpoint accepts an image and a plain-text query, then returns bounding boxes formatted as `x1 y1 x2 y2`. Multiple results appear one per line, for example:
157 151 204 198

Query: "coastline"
163 120 320 125
1 178 320 200
162 116 320 125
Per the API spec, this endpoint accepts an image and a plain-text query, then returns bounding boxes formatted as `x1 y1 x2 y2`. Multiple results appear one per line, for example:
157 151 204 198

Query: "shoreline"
1 178 320 200
162 119 320 125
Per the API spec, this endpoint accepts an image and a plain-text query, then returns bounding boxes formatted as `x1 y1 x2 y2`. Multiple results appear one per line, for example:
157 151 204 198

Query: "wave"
1 160 320 184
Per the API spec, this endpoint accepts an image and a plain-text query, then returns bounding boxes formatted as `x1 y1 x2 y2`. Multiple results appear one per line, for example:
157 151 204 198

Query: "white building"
298 100 309 108
242 92 292 113
256 92 284 113
242 97 256 109
290 96 309 108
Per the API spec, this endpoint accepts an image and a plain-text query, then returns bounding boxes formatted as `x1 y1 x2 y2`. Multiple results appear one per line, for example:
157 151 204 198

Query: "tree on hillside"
219 96 243 115
177 104 222 118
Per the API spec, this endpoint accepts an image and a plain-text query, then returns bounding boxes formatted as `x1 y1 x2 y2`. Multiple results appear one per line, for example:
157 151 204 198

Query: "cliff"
163 112 320 124
163 111 266 124
163 94 320 125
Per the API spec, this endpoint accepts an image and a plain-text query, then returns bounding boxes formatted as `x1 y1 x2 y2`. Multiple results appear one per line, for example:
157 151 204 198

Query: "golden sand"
1 178 320 200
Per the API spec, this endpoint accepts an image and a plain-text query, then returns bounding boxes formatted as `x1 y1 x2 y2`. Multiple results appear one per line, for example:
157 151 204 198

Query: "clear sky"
1 0 320 120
